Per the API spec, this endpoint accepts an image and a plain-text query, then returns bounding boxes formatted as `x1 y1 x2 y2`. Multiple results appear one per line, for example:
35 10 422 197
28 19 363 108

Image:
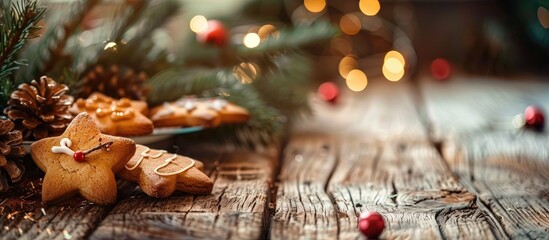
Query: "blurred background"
2 0 549 145
43 0 549 80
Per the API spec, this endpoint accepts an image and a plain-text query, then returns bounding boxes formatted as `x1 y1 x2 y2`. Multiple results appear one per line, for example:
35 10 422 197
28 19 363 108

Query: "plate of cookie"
23 93 250 151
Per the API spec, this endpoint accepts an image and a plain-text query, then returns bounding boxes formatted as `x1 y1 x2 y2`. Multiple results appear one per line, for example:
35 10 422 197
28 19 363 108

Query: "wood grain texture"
443 131 549 239
271 135 339 240
90 147 277 240
419 75 549 141
0 169 114 240
329 139 500 239
295 80 428 142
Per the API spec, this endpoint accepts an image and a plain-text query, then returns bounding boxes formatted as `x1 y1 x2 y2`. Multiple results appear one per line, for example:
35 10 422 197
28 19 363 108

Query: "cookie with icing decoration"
149 98 220 128
70 93 153 136
206 98 250 124
149 98 248 128
118 144 213 198
30 112 136 205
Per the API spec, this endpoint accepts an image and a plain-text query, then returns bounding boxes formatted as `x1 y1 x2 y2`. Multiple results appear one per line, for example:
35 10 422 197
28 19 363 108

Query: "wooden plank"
270 135 338 240
329 139 501 239
443 131 549 239
296 80 428 142
420 75 549 141
0 168 113 240
90 146 277 240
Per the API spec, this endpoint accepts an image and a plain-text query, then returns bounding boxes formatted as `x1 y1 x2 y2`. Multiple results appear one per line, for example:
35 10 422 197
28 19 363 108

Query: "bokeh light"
340 14 362 36
233 62 260 84
384 58 404 73
382 65 405 81
359 0 381 16
384 50 405 65
243 33 261 48
430 58 451 81
258 24 279 40
538 7 549 29
382 50 405 82
346 69 368 92
190 15 208 33
304 0 326 13
104 42 117 51
338 55 358 78
318 82 339 103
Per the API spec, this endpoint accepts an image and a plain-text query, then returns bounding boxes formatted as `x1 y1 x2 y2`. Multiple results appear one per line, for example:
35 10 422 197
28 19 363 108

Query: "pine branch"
251 53 313 119
103 0 180 71
15 0 99 84
0 0 45 81
236 20 338 57
111 0 148 42
42 0 101 74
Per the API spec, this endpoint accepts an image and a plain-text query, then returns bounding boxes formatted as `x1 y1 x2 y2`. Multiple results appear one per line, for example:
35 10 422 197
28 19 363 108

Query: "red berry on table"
358 211 385 238
197 20 228 47
318 82 339 103
73 151 86 162
430 58 451 81
524 105 545 132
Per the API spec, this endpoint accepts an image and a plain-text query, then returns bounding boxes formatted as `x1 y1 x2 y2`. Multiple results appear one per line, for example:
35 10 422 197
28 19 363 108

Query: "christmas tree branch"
0 0 45 81
236 20 338 57
111 0 147 42
41 0 101 73
15 0 99 84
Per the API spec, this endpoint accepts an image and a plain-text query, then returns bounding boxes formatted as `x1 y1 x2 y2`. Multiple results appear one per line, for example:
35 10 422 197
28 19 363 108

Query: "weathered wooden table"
2 75 549 239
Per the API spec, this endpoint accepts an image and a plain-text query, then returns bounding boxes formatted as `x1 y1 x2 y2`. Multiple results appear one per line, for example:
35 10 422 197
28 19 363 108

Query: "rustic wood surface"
2 76 549 239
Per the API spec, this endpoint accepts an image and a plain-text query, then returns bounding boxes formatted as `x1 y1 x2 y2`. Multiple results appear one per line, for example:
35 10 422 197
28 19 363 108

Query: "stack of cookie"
70 93 250 137
30 113 214 205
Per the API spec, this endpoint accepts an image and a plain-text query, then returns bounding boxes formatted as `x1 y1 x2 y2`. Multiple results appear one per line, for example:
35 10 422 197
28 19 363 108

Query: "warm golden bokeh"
304 0 326 13
346 69 368 91
338 55 358 78
258 24 278 40
190 15 208 33
340 14 362 36
243 33 261 48
384 50 405 65
233 62 260 84
383 50 406 81
359 0 381 16
382 65 405 81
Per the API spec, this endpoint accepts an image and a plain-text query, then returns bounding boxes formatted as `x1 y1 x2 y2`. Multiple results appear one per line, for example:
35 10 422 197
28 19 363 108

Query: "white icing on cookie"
174 98 197 111
153 102 176 118
125 147 195 176
208 99 228 111
51 138 75 156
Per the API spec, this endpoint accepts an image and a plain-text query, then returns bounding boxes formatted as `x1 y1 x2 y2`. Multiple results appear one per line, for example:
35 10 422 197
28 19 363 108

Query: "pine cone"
0 119 26 192
76 64 149 100
4 76 74 140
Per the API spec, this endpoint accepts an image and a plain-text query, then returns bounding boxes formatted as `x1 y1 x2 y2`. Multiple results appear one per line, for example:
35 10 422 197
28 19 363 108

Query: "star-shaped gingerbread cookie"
30 112 136 205
118 144 213 198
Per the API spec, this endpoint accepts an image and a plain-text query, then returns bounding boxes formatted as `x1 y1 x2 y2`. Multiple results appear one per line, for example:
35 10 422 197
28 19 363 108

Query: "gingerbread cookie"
30 112 136 205
118 144 213 198
207 98 250 124
149 98 248 128
70 93 153 136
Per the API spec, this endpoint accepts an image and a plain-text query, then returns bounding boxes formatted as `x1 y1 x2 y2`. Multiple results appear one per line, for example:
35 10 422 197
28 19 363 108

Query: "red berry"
430 58 451 81
73 151 86 162
197 20 228 47
524 105 545 132
318 82 339 103
358 211 385 238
